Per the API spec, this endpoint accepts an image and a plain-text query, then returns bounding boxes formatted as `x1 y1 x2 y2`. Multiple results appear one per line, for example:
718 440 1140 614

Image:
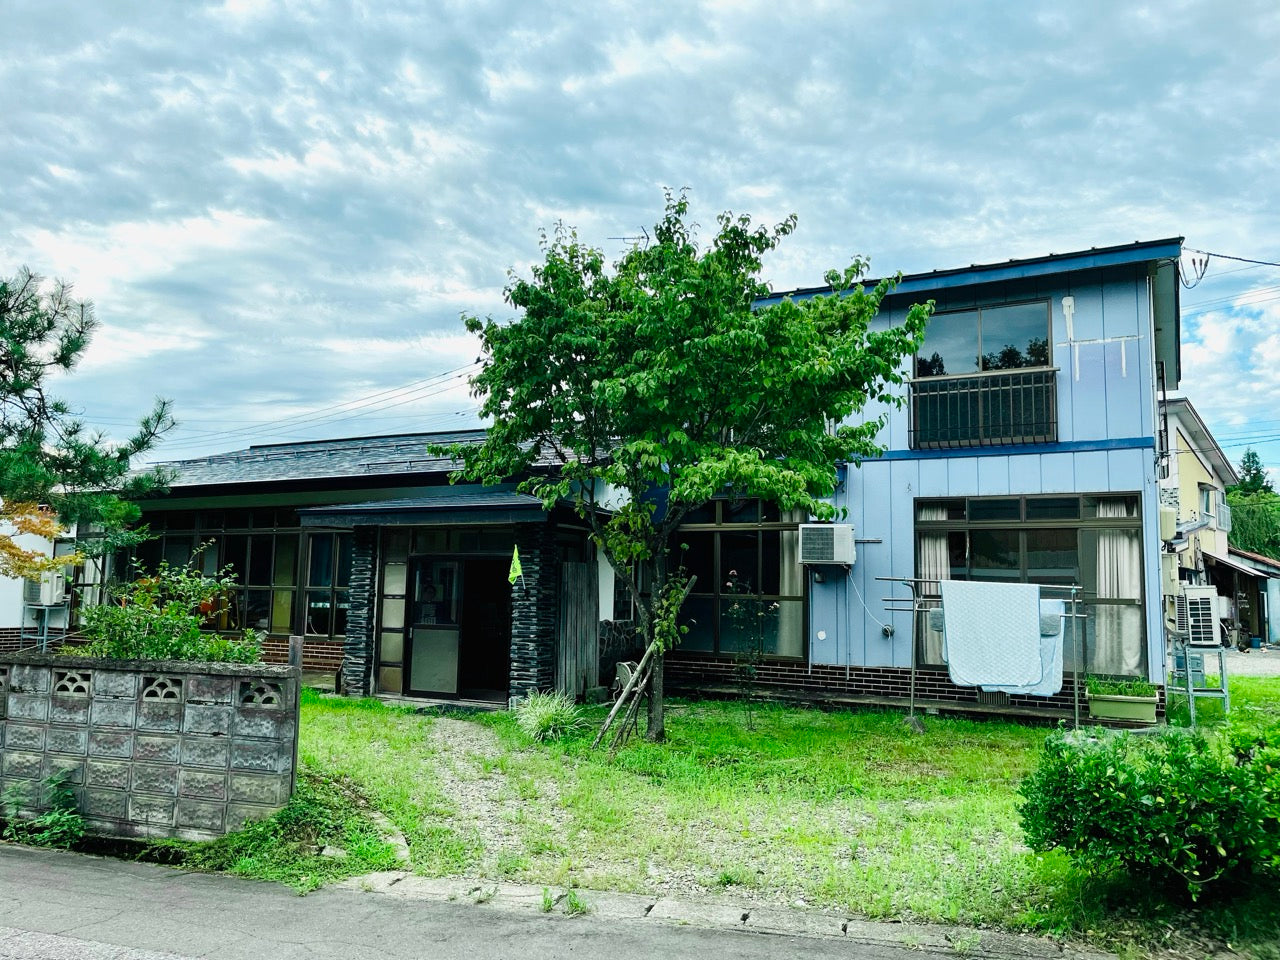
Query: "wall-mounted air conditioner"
1177 584 1221 647
1159 505 1177 542
799 524 855 566
23 569 67 607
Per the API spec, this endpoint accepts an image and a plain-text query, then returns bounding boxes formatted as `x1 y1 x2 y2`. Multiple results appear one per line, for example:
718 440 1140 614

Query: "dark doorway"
458 556 512 699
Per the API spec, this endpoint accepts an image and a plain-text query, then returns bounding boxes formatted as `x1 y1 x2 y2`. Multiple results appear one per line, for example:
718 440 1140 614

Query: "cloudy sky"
2 0 1279 471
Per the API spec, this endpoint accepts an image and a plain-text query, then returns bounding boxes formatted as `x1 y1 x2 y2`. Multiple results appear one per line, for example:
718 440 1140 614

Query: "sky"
2 0 1279 472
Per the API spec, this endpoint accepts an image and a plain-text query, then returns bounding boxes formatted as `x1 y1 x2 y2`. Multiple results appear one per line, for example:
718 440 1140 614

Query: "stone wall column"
341 526 378 697
509 523 559 703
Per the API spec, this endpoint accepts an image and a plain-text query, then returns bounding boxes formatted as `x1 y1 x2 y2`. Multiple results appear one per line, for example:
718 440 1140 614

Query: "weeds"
564 889 591 916
514 691 582 742
0 774 85 849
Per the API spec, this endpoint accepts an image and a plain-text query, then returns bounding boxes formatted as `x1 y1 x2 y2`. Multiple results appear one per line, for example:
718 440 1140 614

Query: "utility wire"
1185 248 1280 268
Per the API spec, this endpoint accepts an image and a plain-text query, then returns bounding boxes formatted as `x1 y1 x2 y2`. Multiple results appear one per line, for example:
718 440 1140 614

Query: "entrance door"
406 559 461 696
458 556 512 699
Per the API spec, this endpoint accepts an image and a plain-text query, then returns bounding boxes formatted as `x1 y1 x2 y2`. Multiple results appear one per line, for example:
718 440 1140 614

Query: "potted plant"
1085 676 1159 723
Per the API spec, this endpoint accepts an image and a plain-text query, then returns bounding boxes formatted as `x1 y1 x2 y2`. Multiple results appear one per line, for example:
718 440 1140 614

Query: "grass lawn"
288 681 1280 957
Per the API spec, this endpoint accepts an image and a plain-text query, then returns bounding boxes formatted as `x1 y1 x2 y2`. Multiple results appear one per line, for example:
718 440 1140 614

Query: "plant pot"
1087 692 1158 723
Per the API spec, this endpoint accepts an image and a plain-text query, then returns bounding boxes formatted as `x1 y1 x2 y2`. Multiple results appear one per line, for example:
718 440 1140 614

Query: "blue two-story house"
666 238 1182 719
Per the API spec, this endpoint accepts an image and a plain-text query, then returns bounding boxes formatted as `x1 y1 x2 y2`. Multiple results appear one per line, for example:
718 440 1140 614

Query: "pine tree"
0 269 174 575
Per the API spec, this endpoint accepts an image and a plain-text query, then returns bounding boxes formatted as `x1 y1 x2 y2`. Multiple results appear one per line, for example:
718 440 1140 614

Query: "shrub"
1019 728 1279 899
515 691 582 742
76 553 262 663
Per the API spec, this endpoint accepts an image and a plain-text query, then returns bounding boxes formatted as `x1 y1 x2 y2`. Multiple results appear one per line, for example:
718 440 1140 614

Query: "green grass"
283 681 1280 956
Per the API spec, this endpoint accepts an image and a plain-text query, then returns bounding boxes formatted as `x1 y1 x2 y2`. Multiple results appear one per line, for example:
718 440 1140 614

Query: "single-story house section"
119 432 609 706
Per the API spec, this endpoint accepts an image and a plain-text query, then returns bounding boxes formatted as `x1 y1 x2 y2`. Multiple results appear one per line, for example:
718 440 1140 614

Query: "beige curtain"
917 505 950 664
1093 498 1143 675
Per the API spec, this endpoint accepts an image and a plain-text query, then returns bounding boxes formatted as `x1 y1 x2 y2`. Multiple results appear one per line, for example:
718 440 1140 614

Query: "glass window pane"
678 596 714 652
378 666 402 695
384 562 407 595
249 535 273 585
306 590 333 636
721 531 759 593
917 309 979 377
1026 497 1080 520
271 590 294 633
225 509 251 529
970 530 1020 581
948 532 968 580
385 530 411 562
273 535 298 586
135 538 162 574
381 597 405 630
968 498 1020 522
1026 529 1078 584
917 499 964 521
723 500 759 524
308 534 334 587
251 508 277 528
245 590 271 631
380 631 404 664
336 534 353 586
677 532 714 594
198 511 224 530
333 591 349 636
767 599 805 658
413 529 448 553
163 537 194 569
680 502 717 524
220 535 248 583
980 302 1050 370
721 595 774 655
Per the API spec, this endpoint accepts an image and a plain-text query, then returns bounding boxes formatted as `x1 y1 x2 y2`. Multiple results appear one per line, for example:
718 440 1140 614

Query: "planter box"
0 652 299 840
1086 692 1158 724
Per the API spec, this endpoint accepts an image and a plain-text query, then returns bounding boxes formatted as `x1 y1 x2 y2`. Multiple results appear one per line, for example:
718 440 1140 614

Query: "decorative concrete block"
186 676 233 704
179 769 227 801
7 694 49 723
41 755 84 784
183 704 232 736
88 731 134 758
2 751 43 780
9 665 51 695
45 726 88 756
134 735 181 764
176 799 225 833
92 671 138 699
86 759 132 791
230 740 288 774
128 794 175 827
228 773 284 805
83 788 129 820
180 738 229 769
5 722 46 752
49 698 91 725
89 699 136 729
225 802 274 832
136 702 183 733
132 763 179 797
232 709 295 741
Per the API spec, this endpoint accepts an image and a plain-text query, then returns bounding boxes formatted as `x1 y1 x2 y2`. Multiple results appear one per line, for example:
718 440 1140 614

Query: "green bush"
1018 728 1278 898
76 554 262 663
1 774 86 849
514 691 582 742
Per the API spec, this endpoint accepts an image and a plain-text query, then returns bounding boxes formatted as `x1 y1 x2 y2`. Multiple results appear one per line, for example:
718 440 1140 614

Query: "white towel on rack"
983 599 1065 696
940 580 1043 687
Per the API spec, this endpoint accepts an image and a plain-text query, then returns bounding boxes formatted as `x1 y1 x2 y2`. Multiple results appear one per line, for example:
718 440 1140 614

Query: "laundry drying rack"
877 576 1087 728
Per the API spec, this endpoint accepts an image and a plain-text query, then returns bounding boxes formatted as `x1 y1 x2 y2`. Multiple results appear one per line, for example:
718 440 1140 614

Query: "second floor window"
915 301 1051 377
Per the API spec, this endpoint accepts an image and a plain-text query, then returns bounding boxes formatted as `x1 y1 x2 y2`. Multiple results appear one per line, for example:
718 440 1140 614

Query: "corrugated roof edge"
756 237 1185 305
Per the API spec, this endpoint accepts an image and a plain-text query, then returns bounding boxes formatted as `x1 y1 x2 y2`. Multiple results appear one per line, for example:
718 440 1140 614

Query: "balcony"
909 367 1057 449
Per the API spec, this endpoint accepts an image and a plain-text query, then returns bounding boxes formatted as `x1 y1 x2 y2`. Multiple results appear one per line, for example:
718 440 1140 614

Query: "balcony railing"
909 367 1057 449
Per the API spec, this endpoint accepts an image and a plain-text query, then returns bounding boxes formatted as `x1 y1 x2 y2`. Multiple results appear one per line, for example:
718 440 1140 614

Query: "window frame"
913 299 1054 380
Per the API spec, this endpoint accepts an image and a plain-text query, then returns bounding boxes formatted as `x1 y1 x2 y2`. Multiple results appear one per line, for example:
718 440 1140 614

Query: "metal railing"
909 367 1057 449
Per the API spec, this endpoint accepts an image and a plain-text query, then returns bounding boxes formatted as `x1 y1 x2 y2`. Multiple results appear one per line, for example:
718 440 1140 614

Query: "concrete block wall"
0 652 299 840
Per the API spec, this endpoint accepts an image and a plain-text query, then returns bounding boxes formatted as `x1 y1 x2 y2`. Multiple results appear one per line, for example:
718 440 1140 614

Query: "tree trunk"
646 648 665 741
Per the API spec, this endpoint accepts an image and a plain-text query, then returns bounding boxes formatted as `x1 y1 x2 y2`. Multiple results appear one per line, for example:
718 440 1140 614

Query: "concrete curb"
339 872 1113 960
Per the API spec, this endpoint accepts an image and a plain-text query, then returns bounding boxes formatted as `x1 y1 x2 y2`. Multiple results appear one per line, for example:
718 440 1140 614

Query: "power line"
1185 247 1280 268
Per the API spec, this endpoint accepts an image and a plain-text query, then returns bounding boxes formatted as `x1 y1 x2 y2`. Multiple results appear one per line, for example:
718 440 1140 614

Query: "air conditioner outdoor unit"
1178 584 1221 647
799 524 855 566
23 569 67 607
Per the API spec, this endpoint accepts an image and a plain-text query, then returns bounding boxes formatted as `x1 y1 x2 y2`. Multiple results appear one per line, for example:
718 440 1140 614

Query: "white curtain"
776 510 806 657
917 506 950 664
1093 498 1143 675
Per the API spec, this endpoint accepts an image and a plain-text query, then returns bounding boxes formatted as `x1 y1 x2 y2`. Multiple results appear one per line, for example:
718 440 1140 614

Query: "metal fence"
910 367 1057 449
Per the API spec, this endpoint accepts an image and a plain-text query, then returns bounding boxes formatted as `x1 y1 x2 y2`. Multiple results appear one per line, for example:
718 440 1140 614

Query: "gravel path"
1223 646 1280 678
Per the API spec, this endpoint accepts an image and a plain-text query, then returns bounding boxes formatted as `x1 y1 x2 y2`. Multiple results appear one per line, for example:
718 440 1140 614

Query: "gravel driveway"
1223 646 1280 678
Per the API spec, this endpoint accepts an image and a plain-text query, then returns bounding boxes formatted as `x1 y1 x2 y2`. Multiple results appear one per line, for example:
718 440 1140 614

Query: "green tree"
1230 447 1274 497
440 193 931 741
0 269 174 572
1227 492 1280 561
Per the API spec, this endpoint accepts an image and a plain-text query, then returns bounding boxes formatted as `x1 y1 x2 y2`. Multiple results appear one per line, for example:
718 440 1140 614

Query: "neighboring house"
0 524 102 654
0 237 1196 719
667 238 1184 718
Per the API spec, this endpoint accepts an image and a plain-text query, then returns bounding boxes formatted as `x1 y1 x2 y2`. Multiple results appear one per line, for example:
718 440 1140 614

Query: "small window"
1026 497 1080 520
968 498 1020 522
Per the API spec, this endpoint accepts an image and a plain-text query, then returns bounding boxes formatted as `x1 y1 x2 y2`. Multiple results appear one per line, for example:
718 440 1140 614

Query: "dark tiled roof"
300 490 544 514
151 430 564 488
298 488 551 527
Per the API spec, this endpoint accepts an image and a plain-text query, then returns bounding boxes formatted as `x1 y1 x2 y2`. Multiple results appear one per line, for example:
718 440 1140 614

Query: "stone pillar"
509 522 559 703
341 526 378 697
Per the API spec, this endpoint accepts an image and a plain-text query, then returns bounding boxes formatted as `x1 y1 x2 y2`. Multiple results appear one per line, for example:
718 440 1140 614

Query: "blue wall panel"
1008 454 1042 493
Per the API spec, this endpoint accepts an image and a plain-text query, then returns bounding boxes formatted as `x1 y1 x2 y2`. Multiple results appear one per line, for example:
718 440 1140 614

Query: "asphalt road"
0 846 952 960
